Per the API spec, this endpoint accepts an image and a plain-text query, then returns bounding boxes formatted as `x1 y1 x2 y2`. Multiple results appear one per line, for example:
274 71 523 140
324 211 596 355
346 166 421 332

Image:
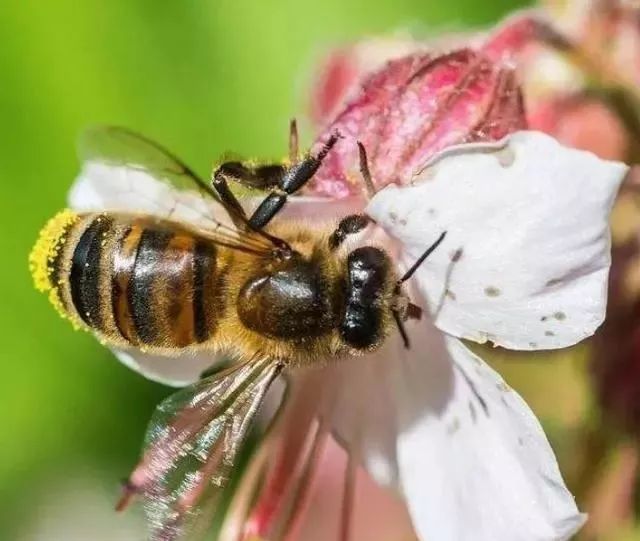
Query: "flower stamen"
339 448 358 541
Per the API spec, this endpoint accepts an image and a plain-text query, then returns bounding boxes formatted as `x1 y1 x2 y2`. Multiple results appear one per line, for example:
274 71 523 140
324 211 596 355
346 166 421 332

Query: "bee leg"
248 132 341 229
357 141 377 199
211 166 250 226
289 118 299 164
211 165 295 254
328 214 371 250
212 162 288 226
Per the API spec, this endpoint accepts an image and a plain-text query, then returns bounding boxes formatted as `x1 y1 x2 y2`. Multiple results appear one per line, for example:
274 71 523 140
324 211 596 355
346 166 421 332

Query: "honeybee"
30 124 444 541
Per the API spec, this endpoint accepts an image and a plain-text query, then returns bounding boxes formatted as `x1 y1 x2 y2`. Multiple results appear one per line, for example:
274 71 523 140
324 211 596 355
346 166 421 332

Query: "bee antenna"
398 231 447 285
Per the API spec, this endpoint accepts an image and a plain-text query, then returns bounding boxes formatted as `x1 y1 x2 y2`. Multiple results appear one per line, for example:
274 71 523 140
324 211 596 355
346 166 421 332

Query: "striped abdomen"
31 211 227 349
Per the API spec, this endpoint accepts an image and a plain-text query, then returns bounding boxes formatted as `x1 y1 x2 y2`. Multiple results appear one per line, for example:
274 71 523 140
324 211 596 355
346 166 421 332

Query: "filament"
339 449 357 541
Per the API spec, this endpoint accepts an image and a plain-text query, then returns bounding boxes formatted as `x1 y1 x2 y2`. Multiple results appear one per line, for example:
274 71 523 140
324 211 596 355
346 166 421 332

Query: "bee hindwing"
119 358 283 541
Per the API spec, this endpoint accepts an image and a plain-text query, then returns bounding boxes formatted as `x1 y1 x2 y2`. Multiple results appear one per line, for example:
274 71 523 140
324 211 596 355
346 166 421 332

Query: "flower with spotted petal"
64 40 627 541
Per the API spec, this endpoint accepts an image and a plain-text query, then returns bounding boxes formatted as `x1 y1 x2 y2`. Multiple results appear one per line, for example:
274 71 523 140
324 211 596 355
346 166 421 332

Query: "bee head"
339 246 393 351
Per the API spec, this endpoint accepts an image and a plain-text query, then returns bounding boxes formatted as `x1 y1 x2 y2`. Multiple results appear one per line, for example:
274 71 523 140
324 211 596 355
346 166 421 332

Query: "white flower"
69 129 626 541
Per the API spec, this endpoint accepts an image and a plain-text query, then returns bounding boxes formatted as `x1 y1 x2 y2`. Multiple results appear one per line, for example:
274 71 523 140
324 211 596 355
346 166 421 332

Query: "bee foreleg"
248 132 341 229
328 214 371 250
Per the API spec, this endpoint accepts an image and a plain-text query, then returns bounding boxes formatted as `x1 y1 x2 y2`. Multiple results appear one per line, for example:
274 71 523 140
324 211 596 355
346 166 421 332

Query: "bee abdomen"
31 211 224 350
110 218 222 349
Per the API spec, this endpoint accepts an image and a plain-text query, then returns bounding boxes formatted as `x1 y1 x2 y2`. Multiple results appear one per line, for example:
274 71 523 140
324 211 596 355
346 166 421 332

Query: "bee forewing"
69 127 269 385
71 126 231 230
78 126 217 198
123 358 282 541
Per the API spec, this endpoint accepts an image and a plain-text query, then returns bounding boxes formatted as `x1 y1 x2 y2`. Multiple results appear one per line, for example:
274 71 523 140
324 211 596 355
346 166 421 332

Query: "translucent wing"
73 126 234 233
119 358 283 541
70 127 280 385
75 126 281 256
79 125 219 199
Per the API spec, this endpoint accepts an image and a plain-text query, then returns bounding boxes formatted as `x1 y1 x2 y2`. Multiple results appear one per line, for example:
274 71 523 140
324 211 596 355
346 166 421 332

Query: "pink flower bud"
307 48 526 198
481 12 544 63
310 37 427 126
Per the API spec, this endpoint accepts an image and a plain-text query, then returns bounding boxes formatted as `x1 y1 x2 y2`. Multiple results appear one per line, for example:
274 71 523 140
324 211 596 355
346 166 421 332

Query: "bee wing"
121 358 283 541
71 126 231 230
70 127 277 385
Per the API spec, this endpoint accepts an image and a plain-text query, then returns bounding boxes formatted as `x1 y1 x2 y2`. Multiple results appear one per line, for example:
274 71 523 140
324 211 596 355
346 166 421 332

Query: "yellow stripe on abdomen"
29 209 83 328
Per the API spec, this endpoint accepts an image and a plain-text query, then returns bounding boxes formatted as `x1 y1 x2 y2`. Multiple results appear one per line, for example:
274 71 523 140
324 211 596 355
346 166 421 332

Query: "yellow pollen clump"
29 209 81 328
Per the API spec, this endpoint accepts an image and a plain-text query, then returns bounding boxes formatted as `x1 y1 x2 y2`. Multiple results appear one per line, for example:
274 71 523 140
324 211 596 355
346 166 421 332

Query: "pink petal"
308 49 525 198
296 438 416 541
528 95 628 161
310 38 428 126
311 49 359 127
481 12 546 64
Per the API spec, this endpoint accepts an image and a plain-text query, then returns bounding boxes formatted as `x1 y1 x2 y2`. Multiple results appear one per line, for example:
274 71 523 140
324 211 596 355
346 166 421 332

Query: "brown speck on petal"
546 277 564 287
484 286 501 297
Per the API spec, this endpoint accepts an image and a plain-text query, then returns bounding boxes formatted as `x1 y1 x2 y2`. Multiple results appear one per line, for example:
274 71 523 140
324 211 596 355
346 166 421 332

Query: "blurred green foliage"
0 0 532 538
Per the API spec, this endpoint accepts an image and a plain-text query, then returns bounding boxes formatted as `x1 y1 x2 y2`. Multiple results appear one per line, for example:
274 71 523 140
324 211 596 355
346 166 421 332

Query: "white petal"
69 162 229 229
366 131 627 350
112 348 221 387
400 336 585 541
329 349 402 488
329 316 585 541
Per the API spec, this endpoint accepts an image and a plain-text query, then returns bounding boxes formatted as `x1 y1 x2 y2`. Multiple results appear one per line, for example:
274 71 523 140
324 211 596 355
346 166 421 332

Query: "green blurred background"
0 1 555 539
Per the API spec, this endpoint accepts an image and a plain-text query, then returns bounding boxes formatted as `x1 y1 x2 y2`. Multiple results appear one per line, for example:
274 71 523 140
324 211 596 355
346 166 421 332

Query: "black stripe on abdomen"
128 227 173 344
193 239 216 343
70 215 113 328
